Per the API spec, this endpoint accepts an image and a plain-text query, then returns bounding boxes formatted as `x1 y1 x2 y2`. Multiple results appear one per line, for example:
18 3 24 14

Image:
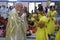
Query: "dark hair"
9 6 13 10
45 7 48 13
29 21 34 26
0 21 2 25
38 5 43 11
0 6 1 8
2 5 5 8
50 6 55 10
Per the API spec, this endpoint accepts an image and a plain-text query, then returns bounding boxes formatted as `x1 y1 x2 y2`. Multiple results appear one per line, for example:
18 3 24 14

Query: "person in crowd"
55 21 60 40
9 6 14 11
30 10 34 22
0 21 4 30
6 3 28 40
30 14 38 27
4 6 9 20
33 14 38 27
37 4 46 21
36 15 49 40
36 4 49 40
23 6 28 23
23 6 30 22
0 5 5 17
47 3 57 39
31 10 34 14
0 5 8 20
34 6 38 14
0 21 4 37
0 6 1 16
45 7 48 14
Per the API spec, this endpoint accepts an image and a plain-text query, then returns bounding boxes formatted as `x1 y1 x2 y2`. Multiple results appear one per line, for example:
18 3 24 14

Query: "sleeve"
6 14 12 40
6 12 18 40
21 20 28 34
55 11 57 16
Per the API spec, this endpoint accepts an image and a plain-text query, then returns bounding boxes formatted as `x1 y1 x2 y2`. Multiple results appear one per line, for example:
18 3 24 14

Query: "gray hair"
15 2 23 8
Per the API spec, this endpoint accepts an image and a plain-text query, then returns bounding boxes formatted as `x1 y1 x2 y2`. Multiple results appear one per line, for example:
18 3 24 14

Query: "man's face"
15 5 23 12
50 6 55 11
52 7 54 11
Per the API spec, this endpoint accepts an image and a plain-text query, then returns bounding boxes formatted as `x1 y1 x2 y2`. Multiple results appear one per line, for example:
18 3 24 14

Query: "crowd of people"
0 2 60 40
28 3 60 40
0 5 13 37
0 5 14 20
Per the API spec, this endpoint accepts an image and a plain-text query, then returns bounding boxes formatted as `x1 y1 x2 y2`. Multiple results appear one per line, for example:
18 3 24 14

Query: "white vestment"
6 8 28 40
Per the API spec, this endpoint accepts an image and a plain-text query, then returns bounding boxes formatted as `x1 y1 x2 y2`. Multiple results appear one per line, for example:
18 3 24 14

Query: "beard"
17 11 20 13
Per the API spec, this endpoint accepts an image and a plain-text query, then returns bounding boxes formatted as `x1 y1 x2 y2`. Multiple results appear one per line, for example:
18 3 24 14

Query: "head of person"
35 6 37 9
38 4 44 15
2 5 5 8
24 6 27 13
50 3 55 11
38 5 43 12
1 5 5 9
31 10 34 14
9 6 13 10
38 3 42 7
6 7 8 8
15 3 23 16
0 6 1 8
15 3 23 13
38 4 43 11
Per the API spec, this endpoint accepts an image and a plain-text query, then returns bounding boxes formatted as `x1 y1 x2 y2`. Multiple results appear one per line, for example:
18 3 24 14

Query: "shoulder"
40 16 48 21
8 8 18 19
8 8 17 15
54 10 57 13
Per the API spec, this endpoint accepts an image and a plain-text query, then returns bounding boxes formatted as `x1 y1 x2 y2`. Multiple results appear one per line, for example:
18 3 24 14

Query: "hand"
55 24 60 28
38 23 45 28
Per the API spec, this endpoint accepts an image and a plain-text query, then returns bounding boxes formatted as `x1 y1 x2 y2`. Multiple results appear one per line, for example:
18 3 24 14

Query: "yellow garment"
47 17 56 35
55 29 60 40
47 10 57 35
39 16 48 25
48 10 57 17
34 21 38 27
36 16 49 40
38 14 43 20
31 17 35 21
36 28 49 40
31 14 38 27
30 14 35 21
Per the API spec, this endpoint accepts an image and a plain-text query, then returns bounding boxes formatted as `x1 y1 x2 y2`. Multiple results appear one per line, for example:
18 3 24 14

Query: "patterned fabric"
6 8 27 40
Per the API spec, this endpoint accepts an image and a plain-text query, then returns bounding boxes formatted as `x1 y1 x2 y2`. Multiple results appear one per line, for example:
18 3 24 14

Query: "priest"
6 3 28 40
